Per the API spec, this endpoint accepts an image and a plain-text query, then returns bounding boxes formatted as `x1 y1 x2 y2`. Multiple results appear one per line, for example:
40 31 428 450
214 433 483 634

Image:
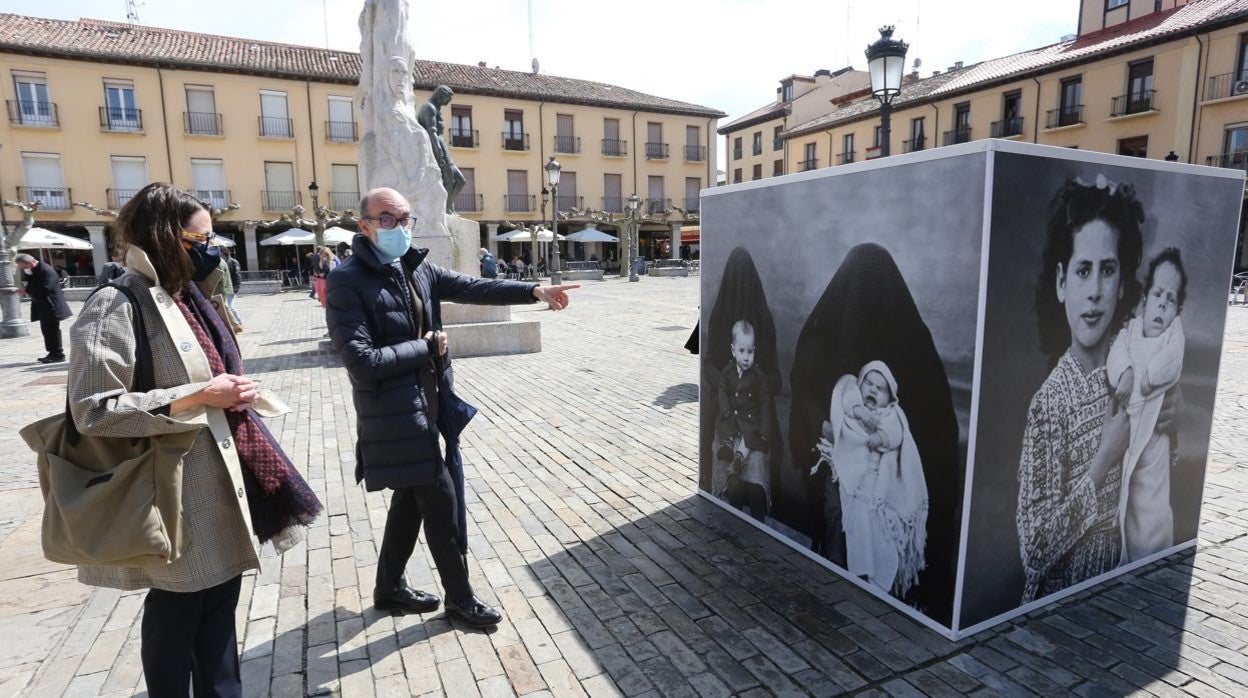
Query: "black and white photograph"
957 148 1244 632
699 150 985 629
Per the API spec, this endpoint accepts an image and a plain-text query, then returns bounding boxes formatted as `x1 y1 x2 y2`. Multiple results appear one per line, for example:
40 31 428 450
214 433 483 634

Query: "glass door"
104 83 140 130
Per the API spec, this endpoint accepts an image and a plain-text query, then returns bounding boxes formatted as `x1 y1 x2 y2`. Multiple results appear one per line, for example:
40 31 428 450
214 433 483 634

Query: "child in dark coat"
712 320 772 519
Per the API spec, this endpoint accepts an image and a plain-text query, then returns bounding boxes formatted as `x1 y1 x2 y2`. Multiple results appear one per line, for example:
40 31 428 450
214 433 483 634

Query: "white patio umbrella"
499 227 565 243
563 226 619 243
323 227 358 246
259 229 316 246
210 235 236 248
17 227 93 250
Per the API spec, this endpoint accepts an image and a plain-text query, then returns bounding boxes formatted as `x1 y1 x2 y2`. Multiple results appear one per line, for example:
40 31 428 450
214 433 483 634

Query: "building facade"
724 0 1248 271
0 14 722 274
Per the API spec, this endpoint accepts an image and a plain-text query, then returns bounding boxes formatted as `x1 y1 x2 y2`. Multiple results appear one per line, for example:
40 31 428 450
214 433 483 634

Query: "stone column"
86 224 108 276
670 224 681 260
486 223 499 256
244 222 260 271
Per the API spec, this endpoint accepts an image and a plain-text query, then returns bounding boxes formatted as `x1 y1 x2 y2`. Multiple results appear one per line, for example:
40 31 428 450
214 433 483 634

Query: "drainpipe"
1188 33 1206 164
827 130 834 166
1031 77 1042 142
156 67 174 181
930 103 940 149
706 117 713 190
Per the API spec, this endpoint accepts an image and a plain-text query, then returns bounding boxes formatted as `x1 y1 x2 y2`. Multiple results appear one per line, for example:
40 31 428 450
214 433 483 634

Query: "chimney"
478 61 486 67
955 61 963 69
932 70 942 76
814 68 832 85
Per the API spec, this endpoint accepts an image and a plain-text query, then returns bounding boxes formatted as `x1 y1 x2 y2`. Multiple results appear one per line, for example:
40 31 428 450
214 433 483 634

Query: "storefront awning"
680 225 700 244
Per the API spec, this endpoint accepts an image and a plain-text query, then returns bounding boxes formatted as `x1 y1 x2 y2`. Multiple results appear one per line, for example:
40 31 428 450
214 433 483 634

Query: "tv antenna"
528 0 539 74
125 0 142 23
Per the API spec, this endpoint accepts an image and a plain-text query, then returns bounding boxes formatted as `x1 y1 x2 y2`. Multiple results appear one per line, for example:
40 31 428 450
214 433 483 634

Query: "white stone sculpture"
357 0 449 240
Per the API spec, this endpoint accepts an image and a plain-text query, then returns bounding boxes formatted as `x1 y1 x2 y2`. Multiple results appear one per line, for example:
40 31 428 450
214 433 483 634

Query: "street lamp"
627 193 640 282
545 156 562 285
865 26 908 157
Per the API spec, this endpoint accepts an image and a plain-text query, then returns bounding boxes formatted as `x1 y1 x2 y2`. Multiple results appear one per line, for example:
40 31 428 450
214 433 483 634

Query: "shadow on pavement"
652 383 698 410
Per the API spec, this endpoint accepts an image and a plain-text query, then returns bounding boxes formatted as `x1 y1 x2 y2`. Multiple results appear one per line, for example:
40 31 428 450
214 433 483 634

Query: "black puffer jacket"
326 236 538 491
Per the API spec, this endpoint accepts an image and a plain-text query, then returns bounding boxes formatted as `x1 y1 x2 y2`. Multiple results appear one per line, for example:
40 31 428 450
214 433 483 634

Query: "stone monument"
418 85 467 215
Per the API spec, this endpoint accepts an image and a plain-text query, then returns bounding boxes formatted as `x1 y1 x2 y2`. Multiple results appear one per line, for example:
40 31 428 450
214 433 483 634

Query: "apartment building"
0 13 722 272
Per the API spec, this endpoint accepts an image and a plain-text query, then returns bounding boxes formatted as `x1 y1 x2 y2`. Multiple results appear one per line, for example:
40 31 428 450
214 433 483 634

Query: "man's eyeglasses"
180 229 216 244
362 214 415 229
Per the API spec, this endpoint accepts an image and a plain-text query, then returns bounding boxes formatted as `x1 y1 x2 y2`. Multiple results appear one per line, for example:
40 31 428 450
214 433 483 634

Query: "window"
752 131 762 155
263 161 297 210
1121 59 1155 115
20 152 69 209
555 114 577 153
603 118 624 156
752 164 762 180
603 173 623 212
873 125 883 147
954 103 971 130
685 125 704 161
259 90 291 137
102 79 140 131
185 85 219 135
733 168 742 183
451 105 475 147
840 134 854 164
190 158 227 209
109 156 147 209
1058 76 1083 126
773 125 783 151
1118 136 1148 158
556 171 577 210
11 71 55 126
646 122 666 159
503 109 526 150
806 141 820 169
456 168 478 211
733 136 743 160
997 91 1023 137
773 159 784 176
326 96 355 142
506 169 529 211
1107 0 1128 9
782 82 794 101
330 164 359 210
684 177 701 212
647 175 665 213
909 117 926 151
1238 33 1248 81
1224 125 1248 156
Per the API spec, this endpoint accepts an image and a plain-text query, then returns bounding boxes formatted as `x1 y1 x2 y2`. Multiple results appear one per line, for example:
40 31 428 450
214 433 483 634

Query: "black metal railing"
16 186 72 210
836 152 854 165
502 132 530 151
1205 72 1248 101
99 106 142 131
455 192 483 212
990 117 1024 138
602 196 624 213
683 198 700 213
1046 105 1084 129
646 198 671 214
801 158 820 171
6 100 58 127
602 139 627 157
504 194 534 212
773 137 783 151
942 127 973 145
554 195 582 210
645 142 670 159
865 145 883 160
752 143 763 156
262 190 301 211
190 189 230 210
733 146 742 160
1110 90 1157 117
554 135 580 154
451 128 478 148
329 191 359 210
184 111 222 135
326 120 358 142
1206 152 1248 172
259 116 293 138
903 137 926 152
108 188 140 209
239 270 283 283
684 145 706 162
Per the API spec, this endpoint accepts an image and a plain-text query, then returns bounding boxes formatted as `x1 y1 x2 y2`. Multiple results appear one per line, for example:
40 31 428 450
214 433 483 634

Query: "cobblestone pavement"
1 277 1247 697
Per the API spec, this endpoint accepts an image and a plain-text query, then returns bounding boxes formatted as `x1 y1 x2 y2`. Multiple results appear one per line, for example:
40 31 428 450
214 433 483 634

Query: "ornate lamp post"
865 26 909 157
307 181 324 248
627 193 640 282
545 156 562 285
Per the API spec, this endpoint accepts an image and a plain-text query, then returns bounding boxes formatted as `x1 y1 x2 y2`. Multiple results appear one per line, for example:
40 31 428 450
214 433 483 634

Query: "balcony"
554 135 581 154
752 143 763 156
990 117 1024 138
602 139 628 157
683 197 700 214
259 116 294 138
16 186 72 210
1205 72 1248 101
108 188 140 209
684 145 707 162
602 196 624 213
903 137 926 153
191 189 230 210
801 158 820 171
99 106 142 132
942 127 972 146
646 198 671 214
6 100 58 127
836 152 854 165
502 132 530 151
1110 90 1157 117
1045 105 1084 129
645 142 670 160
733 147 743 160
554 194 583 211
326 120 358 143
329 191 359 210
505 194 535 212
773 137 783 151
455 191 483 212
451 128 478 148
865 145 883 160
1206 151 1248 172
262 190 302 211
184 111 223 135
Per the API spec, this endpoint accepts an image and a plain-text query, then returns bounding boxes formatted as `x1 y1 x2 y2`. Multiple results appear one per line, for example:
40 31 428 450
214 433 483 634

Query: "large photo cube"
699 140 1243 638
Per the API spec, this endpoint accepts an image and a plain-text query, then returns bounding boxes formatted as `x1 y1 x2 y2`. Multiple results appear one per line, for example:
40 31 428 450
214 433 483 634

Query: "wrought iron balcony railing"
259 116 293 138
646 198 671 214
645 142 670 159
262 190 301 211
554 135 581 154
451 128 478 148
1110 90 1157 117
108 188 140 209
190 189 230 210
942 126 972 145
836 152 854 165
1046 105 1083 129
990 117 1024 138
455 191 483 212
602 139 628 157
6 100 58 127
684 145 706 162
184 111 222 135
329 191 359 210
326 120 358 142
502 132 530 151
903 137 926 153
1205 72 1248 101
1206 151 1248 172
504 194 535 212
16 186 72 210
100 106 142 132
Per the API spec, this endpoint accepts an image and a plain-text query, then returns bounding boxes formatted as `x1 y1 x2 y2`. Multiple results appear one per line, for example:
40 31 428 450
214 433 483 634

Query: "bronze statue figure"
418 85 467 214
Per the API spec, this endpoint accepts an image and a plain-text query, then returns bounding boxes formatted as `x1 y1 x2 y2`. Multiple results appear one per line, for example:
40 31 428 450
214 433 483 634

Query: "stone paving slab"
0 277 1246 697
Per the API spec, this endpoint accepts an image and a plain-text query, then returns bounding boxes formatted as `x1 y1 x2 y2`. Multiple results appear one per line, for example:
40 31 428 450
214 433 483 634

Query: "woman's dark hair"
1144 246 1187 310
1035 177 1145 363
115 183 206 294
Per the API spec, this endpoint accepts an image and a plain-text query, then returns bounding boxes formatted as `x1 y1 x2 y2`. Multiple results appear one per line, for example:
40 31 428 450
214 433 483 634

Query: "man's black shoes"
445 596 502 627
37 354 65 364
373 585 441 614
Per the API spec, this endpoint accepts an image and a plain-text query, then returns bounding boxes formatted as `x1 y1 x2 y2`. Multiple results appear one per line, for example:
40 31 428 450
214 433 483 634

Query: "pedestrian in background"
14 252 72 363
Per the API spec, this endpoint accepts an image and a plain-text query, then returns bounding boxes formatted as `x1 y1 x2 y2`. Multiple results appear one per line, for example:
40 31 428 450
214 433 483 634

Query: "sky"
5 0 1079 165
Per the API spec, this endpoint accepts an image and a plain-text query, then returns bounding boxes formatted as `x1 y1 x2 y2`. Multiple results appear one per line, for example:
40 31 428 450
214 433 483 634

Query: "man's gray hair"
358 193 370 217
14 253 36 265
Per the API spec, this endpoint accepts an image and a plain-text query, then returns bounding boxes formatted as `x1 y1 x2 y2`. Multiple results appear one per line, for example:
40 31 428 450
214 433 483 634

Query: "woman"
69 183 321 696
1016 176 1165 604
313 247 335 309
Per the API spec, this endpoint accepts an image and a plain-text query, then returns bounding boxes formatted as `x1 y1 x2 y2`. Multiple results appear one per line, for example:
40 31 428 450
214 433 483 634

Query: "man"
15 253 73 363
478 248 497 279
303 249 318 298
326 187 577 626
97 248 126 286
